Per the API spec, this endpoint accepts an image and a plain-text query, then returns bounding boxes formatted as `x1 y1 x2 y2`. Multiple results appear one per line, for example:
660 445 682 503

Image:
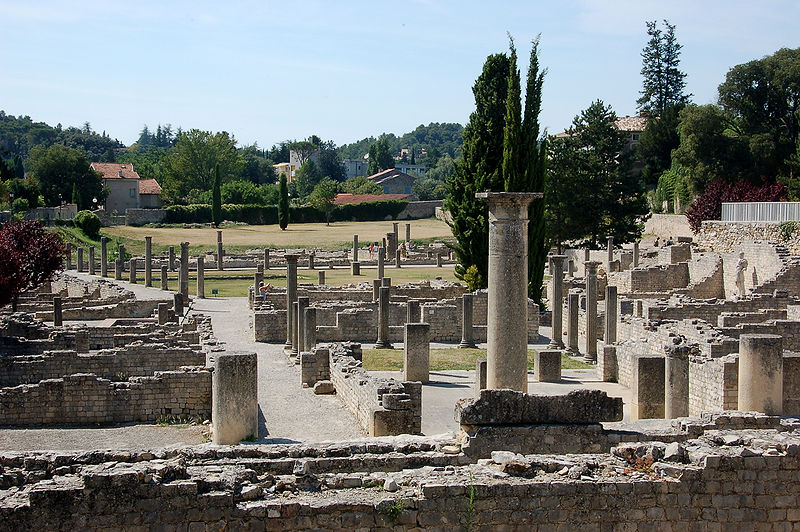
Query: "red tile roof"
90 162 141 180
367 168 414 185
334 193 411 205
138 179 162 195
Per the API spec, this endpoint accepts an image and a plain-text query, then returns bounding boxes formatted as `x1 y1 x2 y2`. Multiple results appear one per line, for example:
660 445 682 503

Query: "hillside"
338 122 463 164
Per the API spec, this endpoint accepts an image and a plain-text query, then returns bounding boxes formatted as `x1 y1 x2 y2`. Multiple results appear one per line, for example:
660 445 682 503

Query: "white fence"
721 202 800 222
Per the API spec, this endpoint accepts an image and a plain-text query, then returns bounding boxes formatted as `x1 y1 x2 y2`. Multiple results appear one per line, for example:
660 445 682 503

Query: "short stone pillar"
351 261 361 275
477 191 540 392
264 248 270 270
584 248 590 265
436 252 442 267
173 292 183 317
475 359 487 399
366 279 378 302
631 355 666 421
584 261 600 363
297 296 310 354
88 246 96 275
100 237 108 277
375 286 392 349
549 255 566 349
308 253 315 270
382 277 391 290
459 293 477 348
129 259 137 283
393 222 399 241
304 306 317 351
404 323 430 383
118 244 126 269
604 285 618 345
169 246 175 271
407 299 420 324
65 243 73 270
145 236 153 287
212 352 258 445
318 271 325 285
291 301 300 357
599 345 618 382
179 242 189 299
217 230 224 271
284 254 299 349
196 256 205 298
535 350 561 383
77 247 84 272
387 232 397 260
377 247 385 279
161 265 169 290
405 223 411 243
567 259 574 278
664 343 690 419
633 241 639 267
352 235 359 262
114 259 123 281
52 296 62 326
738 334 783 415
395 248 402 268
178 263 186 298
606 236 614 267
254 271 264 293
158 302 169 325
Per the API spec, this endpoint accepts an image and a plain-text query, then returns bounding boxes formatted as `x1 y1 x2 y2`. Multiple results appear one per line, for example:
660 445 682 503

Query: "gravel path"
0 425 207 451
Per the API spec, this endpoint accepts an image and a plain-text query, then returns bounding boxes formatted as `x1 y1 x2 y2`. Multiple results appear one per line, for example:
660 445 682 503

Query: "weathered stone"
212 352 258 445
404 323 430 383
534 350 561 383
313 380 335 395
739 333 783 415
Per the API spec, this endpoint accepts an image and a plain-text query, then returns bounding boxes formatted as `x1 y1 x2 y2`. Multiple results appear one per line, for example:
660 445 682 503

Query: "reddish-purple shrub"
685 178 787 233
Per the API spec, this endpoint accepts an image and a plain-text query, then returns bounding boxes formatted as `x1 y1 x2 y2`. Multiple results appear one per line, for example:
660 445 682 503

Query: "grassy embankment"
362 348 593 371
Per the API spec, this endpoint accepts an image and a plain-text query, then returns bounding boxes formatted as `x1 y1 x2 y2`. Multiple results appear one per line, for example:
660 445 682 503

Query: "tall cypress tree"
502 39 525 192
445 53 510 288
211 164 222 227
278 173 289 230
521 37 548 307
637 20 690 117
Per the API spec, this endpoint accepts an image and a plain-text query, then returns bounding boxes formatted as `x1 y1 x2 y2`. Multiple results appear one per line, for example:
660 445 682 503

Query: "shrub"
685 177 787 233
73 210 102 239
11 198 29 214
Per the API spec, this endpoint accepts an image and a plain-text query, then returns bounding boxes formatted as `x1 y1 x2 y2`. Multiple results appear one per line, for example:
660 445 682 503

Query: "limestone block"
632 355 666 421
534 350 561 383
403 323 430 383
212 352 258 445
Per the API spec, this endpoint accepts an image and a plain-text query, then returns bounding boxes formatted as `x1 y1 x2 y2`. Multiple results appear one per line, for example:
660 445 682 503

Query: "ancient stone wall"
699 220 800 255
125 208 167 225
689 355 738 414
0 368 211 425
629 262 689 292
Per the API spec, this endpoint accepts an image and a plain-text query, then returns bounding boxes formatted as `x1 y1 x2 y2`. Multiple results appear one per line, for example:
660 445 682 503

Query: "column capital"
284 253 300 262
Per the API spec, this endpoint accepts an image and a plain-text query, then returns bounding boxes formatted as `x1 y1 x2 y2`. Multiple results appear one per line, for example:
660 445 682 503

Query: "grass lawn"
362 347 593 372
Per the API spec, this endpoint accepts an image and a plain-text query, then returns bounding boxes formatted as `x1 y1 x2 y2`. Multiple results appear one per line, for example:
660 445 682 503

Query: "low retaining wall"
699 220 800 255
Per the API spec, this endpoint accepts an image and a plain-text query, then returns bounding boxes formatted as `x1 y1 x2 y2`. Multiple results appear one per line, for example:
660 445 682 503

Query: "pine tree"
71 182 81 209
278 173 289 230
637 20 690 117
212 164 222 227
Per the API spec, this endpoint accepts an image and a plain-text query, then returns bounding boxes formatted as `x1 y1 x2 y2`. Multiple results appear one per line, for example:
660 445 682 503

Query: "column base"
583 353 597 363
374 341 393 349
565 346 580 355
458 340 477 349
548 340 565 349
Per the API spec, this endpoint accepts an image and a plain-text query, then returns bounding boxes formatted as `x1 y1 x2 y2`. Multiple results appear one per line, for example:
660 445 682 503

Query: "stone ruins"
4 215 800 529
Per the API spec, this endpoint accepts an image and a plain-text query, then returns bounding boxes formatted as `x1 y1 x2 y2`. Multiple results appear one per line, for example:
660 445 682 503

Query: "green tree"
637 103 685 186
445 53 510 287
161 129 241 203
412 178 448 200
278 173 289 230
288 140 317 166
637 20 690 117
290 160 321 201
309 177 338 225
367 136 395 175
27 144 102 209
502 40 524 192
546 100 649 248
339 176 383 195
212 164 222 227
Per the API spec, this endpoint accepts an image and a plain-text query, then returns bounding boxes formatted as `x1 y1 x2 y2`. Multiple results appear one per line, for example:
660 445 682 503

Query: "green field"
362 348 593 372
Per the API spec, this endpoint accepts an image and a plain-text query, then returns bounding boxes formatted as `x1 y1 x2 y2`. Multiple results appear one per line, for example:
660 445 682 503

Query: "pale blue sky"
1 1 798 149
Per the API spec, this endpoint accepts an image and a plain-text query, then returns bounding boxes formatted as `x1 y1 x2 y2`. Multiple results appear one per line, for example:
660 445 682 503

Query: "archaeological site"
3 212 800 531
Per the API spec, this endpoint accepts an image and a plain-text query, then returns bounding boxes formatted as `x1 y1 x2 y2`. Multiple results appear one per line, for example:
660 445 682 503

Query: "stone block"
313 381 335 395
632 355 666 421
534 350 561 382
212 352 258 445
403 323 430 383
370 408 413 437
454 389 623 427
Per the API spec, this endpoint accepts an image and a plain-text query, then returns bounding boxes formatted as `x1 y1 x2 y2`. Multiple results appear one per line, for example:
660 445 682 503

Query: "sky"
1 0 799 150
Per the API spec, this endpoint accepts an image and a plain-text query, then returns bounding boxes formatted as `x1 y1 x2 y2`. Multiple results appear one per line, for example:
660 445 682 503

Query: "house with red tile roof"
367 169 416 196
90 163 163 213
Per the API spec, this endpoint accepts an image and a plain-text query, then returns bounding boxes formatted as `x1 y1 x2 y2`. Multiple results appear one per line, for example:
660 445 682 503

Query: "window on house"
129 188 136 197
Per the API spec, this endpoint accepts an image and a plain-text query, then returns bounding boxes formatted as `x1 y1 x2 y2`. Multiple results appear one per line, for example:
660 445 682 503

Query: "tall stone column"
117 244 125 273
129 259 137 283
395 248 402 268
284 254 299 349
297 296 309 354
100 237 108 277
404 323 430 383
405 223 411 244
604 285 618 345
373 279 381 301
738 333 783 415
211 352 258 445
168 246 175 271
308 253 315 270
393 222 399 243
377 247 385 279
217 230 224 271
53 296 62 326
352 235 359 262
584 261 600 362
65 243 73 270
606 236 614 269
375 286 392 349
88 246 96 275
161 265 168 290
145 236 153 287
459 293 477 348
264 248 270 270
77 247 84 272
197 256 205 298
304 307 317 351
566 290 579 354
180 242 189 300
318 271 325 285
407 299 420 324
476 191 540 392
549 255 566 349
291 301 300 357
115 258 123 280
387 232 397 260
633 241 639 267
